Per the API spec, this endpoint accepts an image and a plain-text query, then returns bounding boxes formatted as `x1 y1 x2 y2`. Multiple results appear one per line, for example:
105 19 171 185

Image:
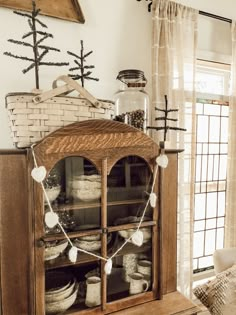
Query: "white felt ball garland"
31 166 47 182
68 246 78 263
30 145 168 276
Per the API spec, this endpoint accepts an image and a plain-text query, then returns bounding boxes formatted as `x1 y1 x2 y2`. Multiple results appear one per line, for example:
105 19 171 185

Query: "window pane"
221 117 228 142
206 192 217 218
216 228 224 249
197 116 208 142
204 104 221 116
198 256 213 269
209 144 219 154
218 192 226 216
194 220 205 232
207 155 213 181
219 155 227 180
194 231 204 258
205 229 216 255
221 106 229 116
220 143 228 154
206 218 216 229
195 194 206 220
217 217 225 228
213 155 219 180
209 117 220 142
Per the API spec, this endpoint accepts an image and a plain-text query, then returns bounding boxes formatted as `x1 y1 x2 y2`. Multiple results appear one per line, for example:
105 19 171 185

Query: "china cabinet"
0 119 200 315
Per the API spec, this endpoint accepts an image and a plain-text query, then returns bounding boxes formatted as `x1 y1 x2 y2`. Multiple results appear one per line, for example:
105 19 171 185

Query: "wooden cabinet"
0 120 200 315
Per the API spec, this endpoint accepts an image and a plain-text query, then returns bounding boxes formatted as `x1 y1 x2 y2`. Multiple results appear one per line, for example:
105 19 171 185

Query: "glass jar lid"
116 69 147 87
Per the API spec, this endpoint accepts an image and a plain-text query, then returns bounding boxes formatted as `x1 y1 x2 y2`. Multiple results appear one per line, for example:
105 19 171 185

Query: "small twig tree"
147 95 186 141
136 0 152 12
67 40 99 87
4 0 69 89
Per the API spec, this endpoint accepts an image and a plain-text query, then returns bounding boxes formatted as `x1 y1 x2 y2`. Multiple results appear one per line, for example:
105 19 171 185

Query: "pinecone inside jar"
113 109 145 131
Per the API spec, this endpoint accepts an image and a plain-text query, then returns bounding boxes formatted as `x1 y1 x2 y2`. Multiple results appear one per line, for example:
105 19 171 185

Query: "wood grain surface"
0 0 85 23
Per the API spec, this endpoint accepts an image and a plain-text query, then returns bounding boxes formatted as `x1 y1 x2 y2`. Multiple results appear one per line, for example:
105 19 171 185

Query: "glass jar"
113 69 149 132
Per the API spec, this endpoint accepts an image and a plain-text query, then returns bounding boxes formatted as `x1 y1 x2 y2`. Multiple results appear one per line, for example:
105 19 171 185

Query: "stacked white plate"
45 271 78 314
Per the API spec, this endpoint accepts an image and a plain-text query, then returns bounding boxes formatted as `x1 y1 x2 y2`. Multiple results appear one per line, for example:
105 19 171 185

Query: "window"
193 62 230 273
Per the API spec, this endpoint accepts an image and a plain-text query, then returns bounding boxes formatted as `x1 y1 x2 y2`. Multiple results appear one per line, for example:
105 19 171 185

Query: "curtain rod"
199 10 232 24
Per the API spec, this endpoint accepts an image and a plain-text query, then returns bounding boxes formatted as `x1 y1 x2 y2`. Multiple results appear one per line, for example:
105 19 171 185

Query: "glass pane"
201 156 207 181
221 117 228 142
44 157 101 233
217 217 225 228
45 262 102 312
207 155 213 181
209 117 220 142
194 220 205 232
221 105 229 116
198 256 213 269
197 143 202 154
206 218 216 229
193 231 204 258
220 143 228 154
218 192 226 216
207 181 218 192
202 144 208 154
219 155 227 180
194 194 206 220
197 116 208 142
204 104 220 116
216 228 224 249
107 231 152 302
209 144 219 154
107 156 153 226
206 192 217 218
205 230 216 255
213 155 219 181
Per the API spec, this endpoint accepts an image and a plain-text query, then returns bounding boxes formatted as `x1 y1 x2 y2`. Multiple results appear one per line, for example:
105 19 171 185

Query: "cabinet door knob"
36 238 45 248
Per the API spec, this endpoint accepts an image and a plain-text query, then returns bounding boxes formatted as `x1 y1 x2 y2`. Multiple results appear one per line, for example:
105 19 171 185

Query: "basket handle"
32 75 102 108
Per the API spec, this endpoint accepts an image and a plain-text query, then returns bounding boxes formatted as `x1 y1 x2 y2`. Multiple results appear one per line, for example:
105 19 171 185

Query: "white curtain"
225 22 236 247
152 0 198 297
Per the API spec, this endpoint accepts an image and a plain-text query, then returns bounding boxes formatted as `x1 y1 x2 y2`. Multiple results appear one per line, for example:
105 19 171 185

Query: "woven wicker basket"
6 75 115 148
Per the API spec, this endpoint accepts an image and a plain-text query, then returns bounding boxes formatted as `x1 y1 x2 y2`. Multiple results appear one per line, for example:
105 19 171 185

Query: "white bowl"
73 234 112 252
118 227 151 243
45 280 76 302
71 188 101 201
70 175 101 201
45 239 68 261
45 285 78 314
45 185 61 203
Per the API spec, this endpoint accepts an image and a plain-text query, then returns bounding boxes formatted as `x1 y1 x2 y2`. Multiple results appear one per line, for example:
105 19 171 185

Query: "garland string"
31 145 159 264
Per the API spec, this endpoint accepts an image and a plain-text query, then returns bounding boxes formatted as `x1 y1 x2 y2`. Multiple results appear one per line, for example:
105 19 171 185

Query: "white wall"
0 0 152 148
0 0 236 149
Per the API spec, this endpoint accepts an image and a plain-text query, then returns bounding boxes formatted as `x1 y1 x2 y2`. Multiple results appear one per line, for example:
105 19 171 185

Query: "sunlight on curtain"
152 0 198 297
225 22 236 248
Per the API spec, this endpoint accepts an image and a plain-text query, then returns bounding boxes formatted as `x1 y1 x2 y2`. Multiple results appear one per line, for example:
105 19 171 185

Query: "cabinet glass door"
107 156 154 303
43 156 103 314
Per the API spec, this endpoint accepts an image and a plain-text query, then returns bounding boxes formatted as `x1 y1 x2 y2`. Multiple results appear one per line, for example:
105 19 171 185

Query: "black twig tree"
4 0 69 89
136 0 152 12
67 40 99 87
147 95 186 141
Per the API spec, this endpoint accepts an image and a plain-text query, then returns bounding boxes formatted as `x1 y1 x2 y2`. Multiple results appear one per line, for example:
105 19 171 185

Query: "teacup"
129 272 149 295
137 260 152 276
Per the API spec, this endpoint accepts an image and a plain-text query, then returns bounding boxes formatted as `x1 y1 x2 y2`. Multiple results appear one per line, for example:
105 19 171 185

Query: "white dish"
45 285 78 314
45 239 68 261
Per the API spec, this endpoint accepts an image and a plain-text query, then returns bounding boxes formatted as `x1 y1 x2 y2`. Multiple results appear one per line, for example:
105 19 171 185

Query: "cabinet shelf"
54 198 145 211
43 221 156 242
45 241 151 270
